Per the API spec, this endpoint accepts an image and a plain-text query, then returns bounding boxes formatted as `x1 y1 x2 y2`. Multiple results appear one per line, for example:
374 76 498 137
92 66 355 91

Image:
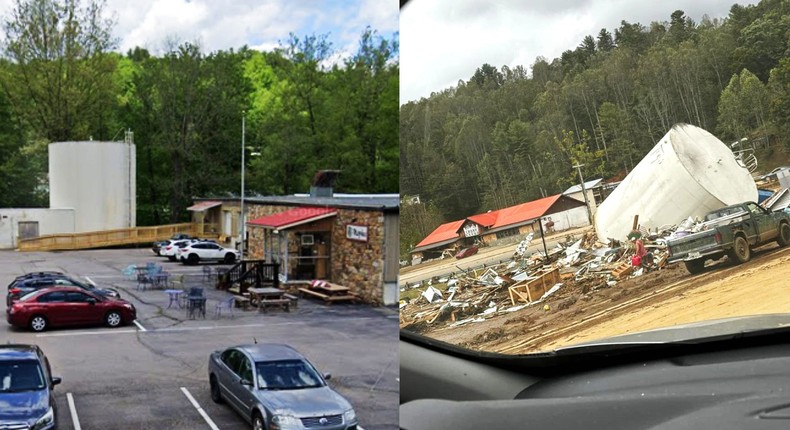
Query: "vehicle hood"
96 287 120 297
557 313 790 352
0 389 49 421
260 386 351 417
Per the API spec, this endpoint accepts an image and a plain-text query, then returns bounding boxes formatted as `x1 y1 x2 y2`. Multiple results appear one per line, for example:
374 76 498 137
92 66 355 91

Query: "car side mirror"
323 373 332 380
240 378 253 386
86 298 97 305
51 377 62 386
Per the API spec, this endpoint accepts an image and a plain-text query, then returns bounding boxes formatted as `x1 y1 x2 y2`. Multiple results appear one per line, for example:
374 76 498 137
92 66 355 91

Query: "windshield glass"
0 361 45 392
255 359 324 390
399 0 790 356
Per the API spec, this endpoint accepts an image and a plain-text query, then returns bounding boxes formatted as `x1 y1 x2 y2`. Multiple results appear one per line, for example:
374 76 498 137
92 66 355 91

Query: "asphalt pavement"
1 247 398 430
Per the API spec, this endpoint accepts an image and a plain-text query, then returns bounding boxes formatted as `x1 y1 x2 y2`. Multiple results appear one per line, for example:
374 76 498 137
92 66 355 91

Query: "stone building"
244 194 399 306
189 190 399 306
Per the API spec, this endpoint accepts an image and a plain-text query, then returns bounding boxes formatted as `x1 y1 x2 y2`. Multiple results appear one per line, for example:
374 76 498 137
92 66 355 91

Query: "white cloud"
401 0 761 104
0 0 397 57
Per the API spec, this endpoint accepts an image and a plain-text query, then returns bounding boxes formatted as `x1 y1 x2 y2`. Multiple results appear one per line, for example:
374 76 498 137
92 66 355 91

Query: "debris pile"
400 231 671 331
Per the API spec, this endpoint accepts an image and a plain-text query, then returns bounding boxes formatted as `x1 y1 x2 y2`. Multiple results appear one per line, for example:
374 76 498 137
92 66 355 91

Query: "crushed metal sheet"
538 283 562 301
422 286 443 303
511 271 530 282
480 306 498 316
449 317 486 327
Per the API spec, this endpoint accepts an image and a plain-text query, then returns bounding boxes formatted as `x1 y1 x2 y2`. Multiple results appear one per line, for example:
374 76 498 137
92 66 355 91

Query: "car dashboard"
400 330 790 430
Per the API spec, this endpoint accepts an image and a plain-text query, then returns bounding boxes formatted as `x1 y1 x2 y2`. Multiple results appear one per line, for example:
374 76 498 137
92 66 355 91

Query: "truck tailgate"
668 231 719 261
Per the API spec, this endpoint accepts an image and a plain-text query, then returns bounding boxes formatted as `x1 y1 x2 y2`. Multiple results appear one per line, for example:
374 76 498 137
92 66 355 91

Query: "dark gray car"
208 343 358 430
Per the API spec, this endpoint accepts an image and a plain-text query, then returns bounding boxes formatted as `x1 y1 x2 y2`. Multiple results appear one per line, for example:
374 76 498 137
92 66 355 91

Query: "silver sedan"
208 343 358 430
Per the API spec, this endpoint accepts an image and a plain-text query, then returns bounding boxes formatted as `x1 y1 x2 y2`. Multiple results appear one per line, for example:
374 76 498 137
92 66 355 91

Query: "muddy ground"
402 242 790 355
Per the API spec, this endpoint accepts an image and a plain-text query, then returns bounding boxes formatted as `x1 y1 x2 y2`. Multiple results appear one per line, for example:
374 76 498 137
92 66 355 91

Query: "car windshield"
255 359 324 390
0 361 45 392
399 0 790 357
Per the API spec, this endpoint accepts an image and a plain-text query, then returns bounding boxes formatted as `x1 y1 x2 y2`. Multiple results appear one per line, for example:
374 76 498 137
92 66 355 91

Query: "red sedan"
455 246 479 259
6 287 136 332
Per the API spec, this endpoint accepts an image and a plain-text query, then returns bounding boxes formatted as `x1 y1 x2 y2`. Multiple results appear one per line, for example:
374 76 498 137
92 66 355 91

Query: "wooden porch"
17 222 219 251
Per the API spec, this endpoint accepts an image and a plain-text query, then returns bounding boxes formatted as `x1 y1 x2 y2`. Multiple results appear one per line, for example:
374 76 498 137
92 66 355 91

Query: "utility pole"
240 112 246 261
573 163 593 225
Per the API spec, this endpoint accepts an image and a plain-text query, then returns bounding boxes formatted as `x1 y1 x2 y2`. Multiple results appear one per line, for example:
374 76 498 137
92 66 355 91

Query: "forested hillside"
400 0 790 256
0 0 399 226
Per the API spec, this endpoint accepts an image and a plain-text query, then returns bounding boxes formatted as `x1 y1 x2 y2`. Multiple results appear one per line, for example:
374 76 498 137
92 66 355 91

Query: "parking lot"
1 247 399 430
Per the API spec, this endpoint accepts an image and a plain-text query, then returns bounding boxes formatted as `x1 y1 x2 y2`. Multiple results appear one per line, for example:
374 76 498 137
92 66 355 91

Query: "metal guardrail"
17 223 204 251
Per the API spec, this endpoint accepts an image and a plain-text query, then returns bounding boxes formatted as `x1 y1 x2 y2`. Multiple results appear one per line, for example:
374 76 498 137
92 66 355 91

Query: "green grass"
400 281 450 302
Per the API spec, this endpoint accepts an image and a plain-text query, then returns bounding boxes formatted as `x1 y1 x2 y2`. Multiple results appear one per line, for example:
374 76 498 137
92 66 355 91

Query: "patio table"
164 289 183 309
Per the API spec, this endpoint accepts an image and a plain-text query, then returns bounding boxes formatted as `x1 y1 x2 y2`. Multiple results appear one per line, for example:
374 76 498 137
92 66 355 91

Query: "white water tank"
49 141 136 233
595 124 757 242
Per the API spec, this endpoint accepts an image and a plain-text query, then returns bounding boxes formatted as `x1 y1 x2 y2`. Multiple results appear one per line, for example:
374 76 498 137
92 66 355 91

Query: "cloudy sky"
0 0 398 60
401 0 762 104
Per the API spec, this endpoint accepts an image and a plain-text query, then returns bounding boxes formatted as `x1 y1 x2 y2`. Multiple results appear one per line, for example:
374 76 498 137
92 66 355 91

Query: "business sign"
346 224 368 242
463 223 480 237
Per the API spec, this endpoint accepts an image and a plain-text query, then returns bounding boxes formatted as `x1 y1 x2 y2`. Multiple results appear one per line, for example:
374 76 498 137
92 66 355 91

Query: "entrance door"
224 211 233 236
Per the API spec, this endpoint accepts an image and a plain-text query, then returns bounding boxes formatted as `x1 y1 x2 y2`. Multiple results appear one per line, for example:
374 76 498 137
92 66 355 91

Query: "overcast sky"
401 0 761 104
0 0 398 61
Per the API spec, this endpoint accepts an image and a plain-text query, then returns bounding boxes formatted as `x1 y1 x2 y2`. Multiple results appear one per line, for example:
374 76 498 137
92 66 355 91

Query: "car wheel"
777 223 790 247
252 412 265 430
684 258 705 275
29 315 48 332
187 254 199 265
210 375 223 404
224 253 236 264
105 311 122 328
728 235 751 264
168 255 176 262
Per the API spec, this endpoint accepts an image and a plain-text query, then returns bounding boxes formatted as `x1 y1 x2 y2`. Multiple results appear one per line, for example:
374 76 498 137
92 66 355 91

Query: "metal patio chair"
214 296 235 319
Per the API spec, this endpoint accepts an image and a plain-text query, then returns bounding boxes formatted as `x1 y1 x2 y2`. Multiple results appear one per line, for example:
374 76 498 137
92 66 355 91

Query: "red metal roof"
466 211 499 227
415 220 465 248
491 195 561 229
186 200 222 211
247 207 337 230
413 195 565 250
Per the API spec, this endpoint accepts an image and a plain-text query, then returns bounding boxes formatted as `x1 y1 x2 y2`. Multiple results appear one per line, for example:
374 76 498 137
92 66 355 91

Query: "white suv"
178 242 239 265
160 239 199 261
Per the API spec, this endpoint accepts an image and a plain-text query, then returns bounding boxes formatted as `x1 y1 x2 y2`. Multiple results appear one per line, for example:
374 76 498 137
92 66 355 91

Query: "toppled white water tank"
49 141 136 233
595 124 757 242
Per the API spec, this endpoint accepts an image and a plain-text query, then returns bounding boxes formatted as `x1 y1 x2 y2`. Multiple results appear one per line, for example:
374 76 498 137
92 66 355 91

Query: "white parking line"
36 329 138 338
181 387 220 430
151 317 384 333
34 316 383 337
66 393 82 430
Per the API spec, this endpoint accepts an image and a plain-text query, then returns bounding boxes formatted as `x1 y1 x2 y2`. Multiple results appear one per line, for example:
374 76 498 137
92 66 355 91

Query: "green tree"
717 68 770 140
767 57 790 150
1 0 117 141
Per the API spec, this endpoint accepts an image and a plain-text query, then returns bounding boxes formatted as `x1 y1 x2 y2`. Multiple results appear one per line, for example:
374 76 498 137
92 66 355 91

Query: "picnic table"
248 287 290 313
298 281 357 304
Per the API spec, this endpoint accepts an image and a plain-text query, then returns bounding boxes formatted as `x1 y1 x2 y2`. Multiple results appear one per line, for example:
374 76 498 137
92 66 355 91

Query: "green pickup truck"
666 201 790 274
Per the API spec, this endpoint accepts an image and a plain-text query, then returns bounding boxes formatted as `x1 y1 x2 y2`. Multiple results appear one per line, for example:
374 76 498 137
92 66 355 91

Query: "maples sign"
346 224 368 242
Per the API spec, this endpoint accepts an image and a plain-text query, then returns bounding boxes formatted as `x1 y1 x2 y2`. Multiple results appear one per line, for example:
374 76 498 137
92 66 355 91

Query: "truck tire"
728 235 751 264
684 258 705 275
778 223 790 247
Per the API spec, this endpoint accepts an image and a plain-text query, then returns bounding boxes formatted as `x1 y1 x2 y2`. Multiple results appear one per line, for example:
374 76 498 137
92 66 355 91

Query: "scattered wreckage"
400 195 790 332
399 231 668 330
